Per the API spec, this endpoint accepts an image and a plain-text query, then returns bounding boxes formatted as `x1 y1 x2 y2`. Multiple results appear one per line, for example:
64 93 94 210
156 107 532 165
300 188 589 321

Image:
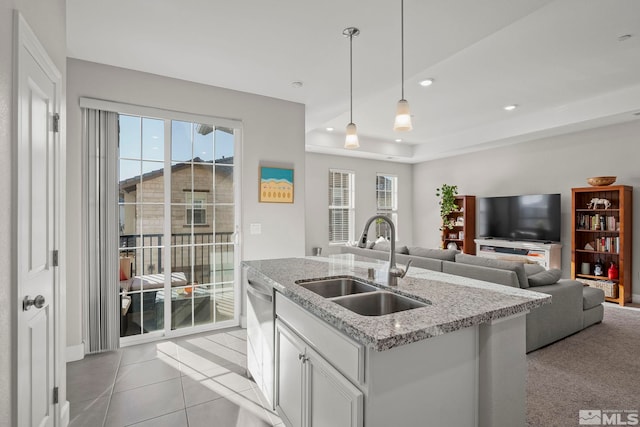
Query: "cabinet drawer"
276 293 364 384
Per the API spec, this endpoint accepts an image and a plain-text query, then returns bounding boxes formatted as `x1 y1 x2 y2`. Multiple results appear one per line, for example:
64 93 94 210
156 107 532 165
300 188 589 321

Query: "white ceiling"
67 0 640 163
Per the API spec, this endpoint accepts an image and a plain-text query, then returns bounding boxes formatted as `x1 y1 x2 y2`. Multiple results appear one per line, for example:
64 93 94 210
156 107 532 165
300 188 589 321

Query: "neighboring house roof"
120 156 233 193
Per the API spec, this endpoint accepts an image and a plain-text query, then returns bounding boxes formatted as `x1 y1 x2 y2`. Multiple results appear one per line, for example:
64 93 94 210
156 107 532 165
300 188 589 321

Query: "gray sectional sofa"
341 244 604 352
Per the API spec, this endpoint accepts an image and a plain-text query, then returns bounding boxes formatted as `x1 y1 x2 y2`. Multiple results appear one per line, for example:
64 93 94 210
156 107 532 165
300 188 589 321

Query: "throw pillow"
524 264 546 277
455 253 529 288
396 245 409 254
528 269 562 287
372 241 391 252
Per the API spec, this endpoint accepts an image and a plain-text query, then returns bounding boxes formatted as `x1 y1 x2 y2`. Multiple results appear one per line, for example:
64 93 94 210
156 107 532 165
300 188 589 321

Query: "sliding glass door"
118 114 239 341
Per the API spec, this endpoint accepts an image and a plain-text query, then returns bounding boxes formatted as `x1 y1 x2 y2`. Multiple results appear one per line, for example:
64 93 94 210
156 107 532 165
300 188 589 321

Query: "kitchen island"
244 255 550 427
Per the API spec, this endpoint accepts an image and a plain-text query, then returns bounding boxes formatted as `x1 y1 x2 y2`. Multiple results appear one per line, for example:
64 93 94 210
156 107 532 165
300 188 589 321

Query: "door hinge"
52 113 60 133
52 250 59 267
53 387 59 404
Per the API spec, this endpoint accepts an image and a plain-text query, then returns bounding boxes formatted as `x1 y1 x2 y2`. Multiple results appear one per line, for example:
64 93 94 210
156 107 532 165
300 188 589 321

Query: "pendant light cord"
401 0 405 100
350 31 354 123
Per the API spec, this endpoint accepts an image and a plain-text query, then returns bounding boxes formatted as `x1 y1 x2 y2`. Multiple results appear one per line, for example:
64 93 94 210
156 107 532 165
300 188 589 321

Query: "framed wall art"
259 166 294 203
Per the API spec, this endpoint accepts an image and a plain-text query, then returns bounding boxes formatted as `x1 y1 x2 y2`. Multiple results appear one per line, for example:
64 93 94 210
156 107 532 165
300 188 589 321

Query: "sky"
119 115 235 182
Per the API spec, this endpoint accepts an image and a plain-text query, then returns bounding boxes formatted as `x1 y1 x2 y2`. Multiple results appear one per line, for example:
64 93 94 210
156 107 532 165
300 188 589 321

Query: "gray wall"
66 59 306 350
0 1 67 425
413 119 640 299
305 152 414 256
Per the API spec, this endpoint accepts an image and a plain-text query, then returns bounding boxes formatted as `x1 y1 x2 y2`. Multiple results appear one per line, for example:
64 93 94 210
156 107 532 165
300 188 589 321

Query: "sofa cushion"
582 286 605 310
524 263 546 277
372 242 408 254
455 254 529 288
525 280 584 352
397 253 443 272
408 247 458 261
583 304 604 329
442 261 520 288
340 245 389 261
528 269 562 287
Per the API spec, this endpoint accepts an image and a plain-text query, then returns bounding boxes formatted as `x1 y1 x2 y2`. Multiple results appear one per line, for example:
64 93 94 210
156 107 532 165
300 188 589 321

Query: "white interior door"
16 14 61 427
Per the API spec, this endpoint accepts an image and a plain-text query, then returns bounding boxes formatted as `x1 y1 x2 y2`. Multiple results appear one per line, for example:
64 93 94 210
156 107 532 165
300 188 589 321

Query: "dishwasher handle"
247 280 273 303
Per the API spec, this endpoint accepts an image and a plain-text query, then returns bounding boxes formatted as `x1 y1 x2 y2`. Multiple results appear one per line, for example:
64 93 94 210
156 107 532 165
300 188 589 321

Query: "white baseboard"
60 400 69 427
240 314 247 328
633 293 640 304
66 344 84 362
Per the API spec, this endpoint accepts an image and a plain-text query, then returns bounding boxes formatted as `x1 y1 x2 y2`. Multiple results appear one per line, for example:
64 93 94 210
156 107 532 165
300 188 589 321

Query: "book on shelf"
576 214 618 231
589 236 620 253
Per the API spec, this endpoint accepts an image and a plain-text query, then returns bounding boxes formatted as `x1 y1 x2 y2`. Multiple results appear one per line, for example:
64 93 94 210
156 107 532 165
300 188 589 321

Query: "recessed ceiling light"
504 104 518 111
326 127 334 132
395 138 402 143
291 81 303 88
618 34 632 42
419 79 434 87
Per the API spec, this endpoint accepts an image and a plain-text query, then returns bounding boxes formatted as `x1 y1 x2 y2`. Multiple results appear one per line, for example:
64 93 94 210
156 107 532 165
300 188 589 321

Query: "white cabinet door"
276 320 306 427
307 346 363 427
276 319 363 427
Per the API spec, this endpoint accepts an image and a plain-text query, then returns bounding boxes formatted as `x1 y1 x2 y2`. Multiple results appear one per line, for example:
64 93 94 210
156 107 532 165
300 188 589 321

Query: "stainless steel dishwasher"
245 266 275 409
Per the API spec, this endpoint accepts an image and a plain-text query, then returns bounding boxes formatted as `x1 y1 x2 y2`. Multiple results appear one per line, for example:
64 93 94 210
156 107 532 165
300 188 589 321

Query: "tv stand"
474 239 562 270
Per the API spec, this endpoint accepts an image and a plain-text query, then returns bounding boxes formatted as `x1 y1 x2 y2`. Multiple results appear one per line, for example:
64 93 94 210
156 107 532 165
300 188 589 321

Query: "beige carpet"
527 304 640 427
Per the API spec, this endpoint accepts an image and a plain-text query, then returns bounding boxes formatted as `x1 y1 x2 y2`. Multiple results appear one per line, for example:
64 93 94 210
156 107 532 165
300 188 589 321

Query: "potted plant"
436 184 459 230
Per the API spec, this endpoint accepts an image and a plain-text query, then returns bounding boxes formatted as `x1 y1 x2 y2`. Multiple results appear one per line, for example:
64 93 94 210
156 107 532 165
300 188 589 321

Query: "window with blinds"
376 174 398 240
328 170 355 243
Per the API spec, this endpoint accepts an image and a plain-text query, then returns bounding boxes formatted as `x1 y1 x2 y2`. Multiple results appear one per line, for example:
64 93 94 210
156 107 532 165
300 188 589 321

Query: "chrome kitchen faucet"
357 215 411 286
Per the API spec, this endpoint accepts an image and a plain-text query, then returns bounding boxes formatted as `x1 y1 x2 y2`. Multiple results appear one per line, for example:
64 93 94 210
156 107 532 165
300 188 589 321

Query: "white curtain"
82 108 120 353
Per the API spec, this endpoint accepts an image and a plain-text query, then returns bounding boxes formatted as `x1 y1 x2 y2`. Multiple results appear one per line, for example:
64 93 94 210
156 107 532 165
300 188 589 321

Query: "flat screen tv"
478 194 561 243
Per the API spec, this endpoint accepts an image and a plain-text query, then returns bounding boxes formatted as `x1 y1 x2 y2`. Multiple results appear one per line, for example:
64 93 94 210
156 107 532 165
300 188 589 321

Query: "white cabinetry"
275 319 363 427
275 320 305 427
475 238 562 269
273 291 526 427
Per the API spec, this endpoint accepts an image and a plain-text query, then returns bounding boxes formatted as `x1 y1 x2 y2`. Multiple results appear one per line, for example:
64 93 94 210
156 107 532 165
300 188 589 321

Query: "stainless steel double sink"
295 277 428 316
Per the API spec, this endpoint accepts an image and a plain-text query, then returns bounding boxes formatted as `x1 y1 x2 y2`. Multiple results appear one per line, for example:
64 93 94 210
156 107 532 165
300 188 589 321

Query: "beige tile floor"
67 327 283 427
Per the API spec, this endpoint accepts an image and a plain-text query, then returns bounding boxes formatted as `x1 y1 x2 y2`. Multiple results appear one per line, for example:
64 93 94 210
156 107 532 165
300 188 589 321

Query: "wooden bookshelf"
571 185 632 305
441 195 476 255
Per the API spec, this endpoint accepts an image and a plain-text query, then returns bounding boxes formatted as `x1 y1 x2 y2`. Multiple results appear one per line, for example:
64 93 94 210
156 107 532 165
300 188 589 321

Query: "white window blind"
329 170 355 243
376 174 398 240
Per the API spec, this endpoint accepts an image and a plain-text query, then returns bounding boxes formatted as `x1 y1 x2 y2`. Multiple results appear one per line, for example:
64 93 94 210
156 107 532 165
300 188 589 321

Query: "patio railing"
120 232 234 284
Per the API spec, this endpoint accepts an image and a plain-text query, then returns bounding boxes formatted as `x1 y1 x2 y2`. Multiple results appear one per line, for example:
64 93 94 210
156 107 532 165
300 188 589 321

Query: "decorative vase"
594 259 604 276
581 262 590 275
608 262 619 280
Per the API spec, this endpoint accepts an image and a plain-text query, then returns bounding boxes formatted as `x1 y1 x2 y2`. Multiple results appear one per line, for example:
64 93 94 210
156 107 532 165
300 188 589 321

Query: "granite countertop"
243 255 551 351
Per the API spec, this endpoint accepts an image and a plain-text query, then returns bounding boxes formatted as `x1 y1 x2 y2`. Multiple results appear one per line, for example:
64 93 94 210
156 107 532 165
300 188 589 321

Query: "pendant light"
343 27 360 149
393 0 412 131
